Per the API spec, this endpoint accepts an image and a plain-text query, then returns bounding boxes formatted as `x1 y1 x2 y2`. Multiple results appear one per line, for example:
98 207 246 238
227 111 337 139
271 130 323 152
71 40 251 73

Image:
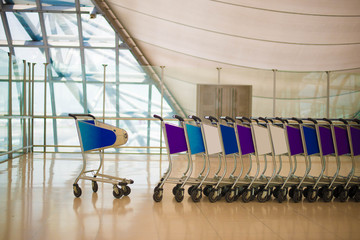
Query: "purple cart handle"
153 114 163 121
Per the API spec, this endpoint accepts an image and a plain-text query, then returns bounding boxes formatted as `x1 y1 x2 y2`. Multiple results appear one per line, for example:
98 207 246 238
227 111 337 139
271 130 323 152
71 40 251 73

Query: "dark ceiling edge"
91 0 186 117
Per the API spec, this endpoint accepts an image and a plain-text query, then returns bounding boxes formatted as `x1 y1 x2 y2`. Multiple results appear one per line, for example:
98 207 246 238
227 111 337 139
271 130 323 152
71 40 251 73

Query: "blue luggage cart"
69 114 133 199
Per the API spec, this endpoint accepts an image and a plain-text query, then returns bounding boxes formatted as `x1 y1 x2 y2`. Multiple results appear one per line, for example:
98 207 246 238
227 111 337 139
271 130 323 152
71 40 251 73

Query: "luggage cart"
69 114 133 199
153 114 209 202
237 117 277 203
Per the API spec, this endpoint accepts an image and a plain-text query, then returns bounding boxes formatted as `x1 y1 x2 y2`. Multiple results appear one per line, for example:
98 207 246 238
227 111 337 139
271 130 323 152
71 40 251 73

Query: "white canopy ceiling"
104 0 360 72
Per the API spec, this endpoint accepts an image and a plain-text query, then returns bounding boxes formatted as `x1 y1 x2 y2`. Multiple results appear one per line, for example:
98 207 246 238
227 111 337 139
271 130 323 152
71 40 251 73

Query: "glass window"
81 14 115 47
44 13 79 45
49 48 81 77
14 47 46 64
79 0 93 7
119 50 147 83
84 48 115 82
41 0 75 7
10 0 36 4
0 15 6 41
6 12 32 41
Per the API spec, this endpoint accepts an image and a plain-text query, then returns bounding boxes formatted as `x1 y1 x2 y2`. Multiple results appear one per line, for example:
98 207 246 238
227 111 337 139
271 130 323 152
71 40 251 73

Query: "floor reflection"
0 153 359 240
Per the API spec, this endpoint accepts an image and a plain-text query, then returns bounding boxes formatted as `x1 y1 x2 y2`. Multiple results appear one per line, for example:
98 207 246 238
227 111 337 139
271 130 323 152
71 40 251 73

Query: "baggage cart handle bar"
322 118 333 124
68 113 95 120
275 117 286 124
205 115 218 123
259 117 269 123
307 118 318 124
173 115 184 122
236 116 251 123
220 116 235 123
153 114 163 121
188 115 202 122
291 117 303 124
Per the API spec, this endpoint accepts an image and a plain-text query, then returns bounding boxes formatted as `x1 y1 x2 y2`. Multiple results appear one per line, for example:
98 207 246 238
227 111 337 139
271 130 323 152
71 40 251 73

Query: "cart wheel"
257 189 268 203
289 186 296 198
349 185 358 198
203 185 212 197
188 185 195 196
91 181 98 193
73 184 82 198
318 186 326 198
172 184 181 196
233 187 242 201
322 188 333 202
292 188 302 203
277 188 287 203
221 185 231 197
208 189 218 203
153 188 163 202
333 185 343 198
242 188 252 203
191 188 202 202
113 185 124 199
225 189 235 203
354 189 360 202
266 191 272 201
273 186 281 198
122 185 131 196
306 188 318 203
338 189 348 202
175 188 184 203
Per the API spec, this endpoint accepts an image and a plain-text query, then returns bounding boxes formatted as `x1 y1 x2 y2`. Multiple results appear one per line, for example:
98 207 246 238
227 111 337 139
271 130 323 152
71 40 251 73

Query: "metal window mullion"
273 69 277 117
8 53 12 159
37 0 58 152
0 3 14 55
75 0 88 114
31 63 35 152
146 83 152 154
27 62 31 151
22 60 27 153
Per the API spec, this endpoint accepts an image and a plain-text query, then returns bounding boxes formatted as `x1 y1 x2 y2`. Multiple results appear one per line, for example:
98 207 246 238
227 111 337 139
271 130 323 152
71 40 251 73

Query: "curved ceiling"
104 0 360 72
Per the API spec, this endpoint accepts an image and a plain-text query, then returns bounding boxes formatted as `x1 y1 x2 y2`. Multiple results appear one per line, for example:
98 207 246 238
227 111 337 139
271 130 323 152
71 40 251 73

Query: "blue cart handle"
220 116 235 123
69 113 95 120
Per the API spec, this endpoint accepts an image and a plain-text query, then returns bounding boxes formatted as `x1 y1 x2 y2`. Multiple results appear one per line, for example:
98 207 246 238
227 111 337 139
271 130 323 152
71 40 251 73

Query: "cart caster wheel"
306 188 318 203
266 191 272 201
191 188 202 202
289 186 296 198
322 188 333 202
225 189 235 203
175 188 184 203
122 185 131 196
273 186 281 198
354 189 360 202
334 185 343 198
208 189 218 203
292 188 302 203
338 189 348 202
318 186 326 198
257 189 269 203
113 185 124 199
277 188 287 203
233 187 242 201
242 188 252 203
349 185 358 198
221 185 231 197
188 185 196 196
92 181 98 193
73 184 82 198
173 184 181 196
203 185 212 197
153 188 163 202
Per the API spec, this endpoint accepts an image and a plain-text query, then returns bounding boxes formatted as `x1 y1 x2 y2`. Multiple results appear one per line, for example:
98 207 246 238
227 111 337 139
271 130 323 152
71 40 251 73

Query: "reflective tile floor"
0 153 360 240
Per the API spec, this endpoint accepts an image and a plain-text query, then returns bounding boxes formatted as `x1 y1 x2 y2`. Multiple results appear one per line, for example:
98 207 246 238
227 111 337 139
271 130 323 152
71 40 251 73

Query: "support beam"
1 1 14 54
8 52 12 159
75 0 88 114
